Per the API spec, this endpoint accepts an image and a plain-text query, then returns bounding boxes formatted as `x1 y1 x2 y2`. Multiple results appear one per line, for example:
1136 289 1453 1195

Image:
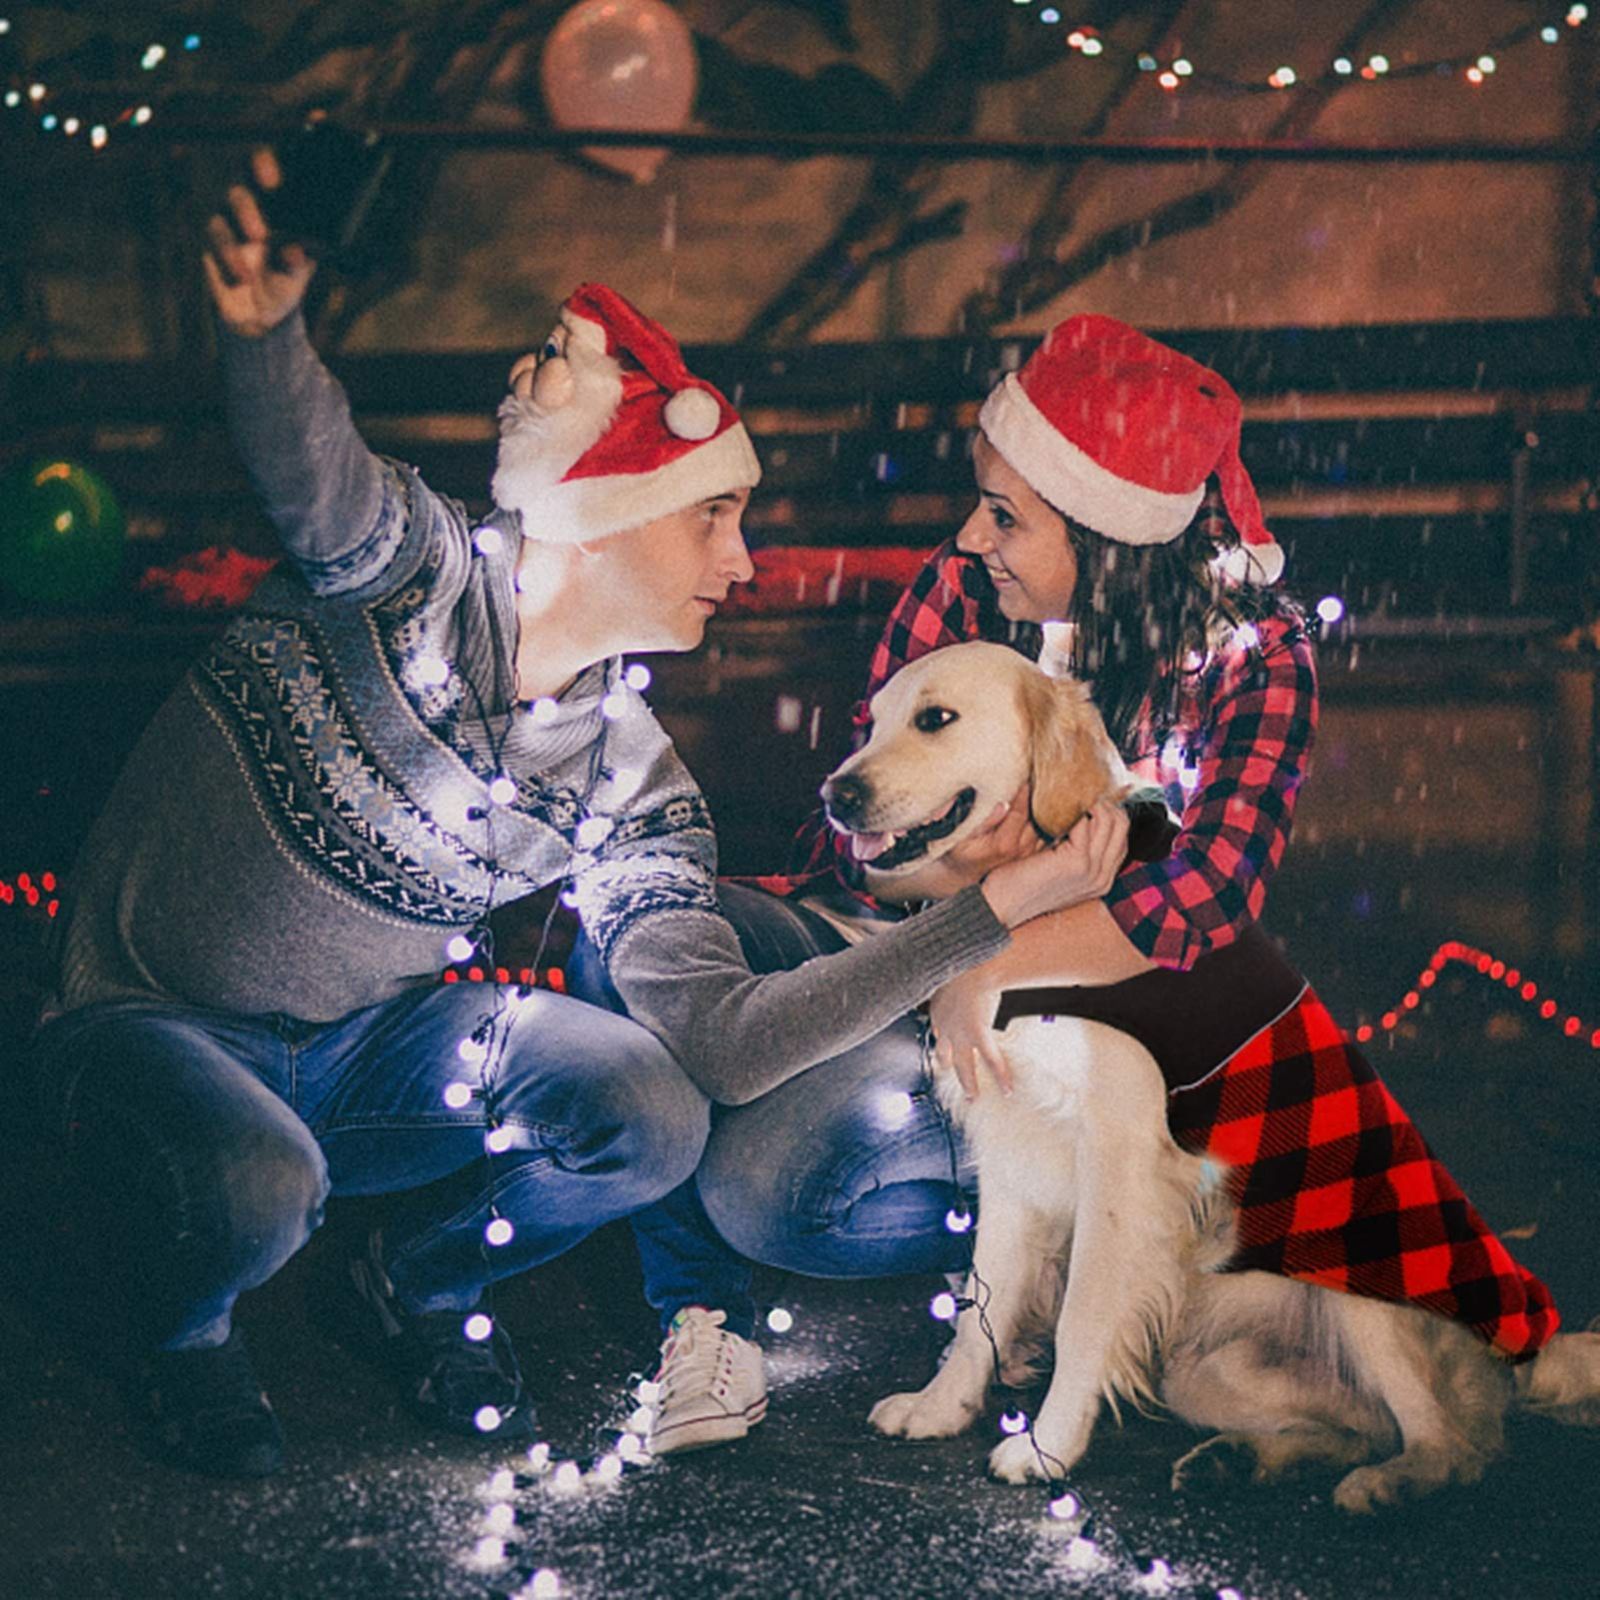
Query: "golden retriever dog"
821 640 1600 1510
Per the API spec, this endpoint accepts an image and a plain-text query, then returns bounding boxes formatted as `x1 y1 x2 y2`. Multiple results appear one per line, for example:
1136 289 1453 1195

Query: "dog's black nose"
822 771 870 828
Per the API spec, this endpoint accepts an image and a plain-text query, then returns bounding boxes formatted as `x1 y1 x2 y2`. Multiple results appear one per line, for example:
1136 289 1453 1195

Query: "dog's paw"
1331 1463 1397 1515
1171 1434 1253 1496
987 1432 1059 1483
868 1390 976 1440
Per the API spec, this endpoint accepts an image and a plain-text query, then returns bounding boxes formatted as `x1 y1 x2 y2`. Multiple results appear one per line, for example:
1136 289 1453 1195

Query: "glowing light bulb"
1369 54 1390 73
471 1534 508 1568
528 696 559 725
1334 56 1353 73
4 91 19 107
575 816 613 850
551 1461 582 1493
62 116 79 135
624 662 652 691
1270 66 1295 87
484 1467 516 1498
0 20 10 33
474 525 505 556
488 774 516 806
446 934 476 963
484 1502 516 1535
1081 36 1102 54
1040 5 1060 20
1476 55 1496 73
486 1125 515 1154
944 1207 973 1234
1065 1536 1102 1570
617 1432 644 1460
458 1036 488 1062
141 44 167 69
527 1442 552 1472
1137 53 1157 70
485 1217 515 1247
627 1405 655 1434
637 1379 662 1404
474 1404 503 1433
185 33 201 49
999 1409 1029 1435
40 113 57 130
1048 1491 1080 1519
1136 1558 1174 1592
1172 58 1192 75
765 1307 794 1333
415 654 450 687
1315 594 1345 624
132 104 152 124
876 1089 915 1128
592 1454 624 1484
930 1291 959 1322
1233 622 1260 649
1543 24 1561 41
28 83 45 101
528 1571 562 1600
443 1081 474 1109
600 690 629 720
1158 70 1179 89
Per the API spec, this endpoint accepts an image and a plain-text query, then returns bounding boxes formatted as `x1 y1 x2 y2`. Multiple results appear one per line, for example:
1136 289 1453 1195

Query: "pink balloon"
540 0 698 185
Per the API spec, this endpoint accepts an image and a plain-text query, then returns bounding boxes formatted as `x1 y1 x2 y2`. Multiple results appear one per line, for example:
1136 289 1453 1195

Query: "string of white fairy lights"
1007 0 1591 93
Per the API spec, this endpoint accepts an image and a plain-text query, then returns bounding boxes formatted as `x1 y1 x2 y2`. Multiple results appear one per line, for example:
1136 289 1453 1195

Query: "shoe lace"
657 1310 734 1401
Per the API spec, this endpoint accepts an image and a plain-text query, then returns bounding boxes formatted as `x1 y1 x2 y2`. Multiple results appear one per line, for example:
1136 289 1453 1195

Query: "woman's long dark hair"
1046 483 1295 758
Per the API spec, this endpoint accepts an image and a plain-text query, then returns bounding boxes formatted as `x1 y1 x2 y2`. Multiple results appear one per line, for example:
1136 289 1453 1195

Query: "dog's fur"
825 641 1600 1510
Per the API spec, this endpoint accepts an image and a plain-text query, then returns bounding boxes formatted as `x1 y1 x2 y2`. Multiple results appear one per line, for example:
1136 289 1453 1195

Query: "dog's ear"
1017 669 1115 840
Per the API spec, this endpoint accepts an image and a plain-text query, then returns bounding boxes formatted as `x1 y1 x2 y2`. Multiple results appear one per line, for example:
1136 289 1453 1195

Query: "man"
29 152 1096 1478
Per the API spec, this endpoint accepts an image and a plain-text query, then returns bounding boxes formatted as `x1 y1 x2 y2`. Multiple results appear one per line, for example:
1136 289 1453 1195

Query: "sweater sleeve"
221 310 408 595
1104 614 1318 970
605 890 1010 1105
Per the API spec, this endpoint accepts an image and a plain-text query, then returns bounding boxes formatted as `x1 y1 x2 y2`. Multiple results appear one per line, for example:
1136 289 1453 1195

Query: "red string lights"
1352 939 1597 1050
3 871 1592 1053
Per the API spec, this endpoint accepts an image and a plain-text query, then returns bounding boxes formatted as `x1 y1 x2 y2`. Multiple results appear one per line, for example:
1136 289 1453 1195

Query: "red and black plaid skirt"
994 926 1558 1363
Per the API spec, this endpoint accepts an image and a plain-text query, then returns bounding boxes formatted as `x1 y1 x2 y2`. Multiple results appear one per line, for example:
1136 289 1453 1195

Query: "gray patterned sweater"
45 311 1007 1104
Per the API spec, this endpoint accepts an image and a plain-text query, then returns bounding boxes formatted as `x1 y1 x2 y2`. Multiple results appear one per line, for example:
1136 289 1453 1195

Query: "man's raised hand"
202 149 315 337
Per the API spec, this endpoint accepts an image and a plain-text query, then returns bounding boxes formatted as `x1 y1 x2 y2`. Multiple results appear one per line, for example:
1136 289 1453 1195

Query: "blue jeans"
572 883 975 1340
29 980 708 1352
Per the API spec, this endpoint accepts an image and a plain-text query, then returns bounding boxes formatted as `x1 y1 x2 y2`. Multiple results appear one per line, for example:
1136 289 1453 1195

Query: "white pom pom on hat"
664 386 722 442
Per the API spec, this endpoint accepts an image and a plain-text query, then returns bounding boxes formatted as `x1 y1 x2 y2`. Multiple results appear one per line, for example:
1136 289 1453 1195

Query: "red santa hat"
976 313 1284 585
493 282 760 544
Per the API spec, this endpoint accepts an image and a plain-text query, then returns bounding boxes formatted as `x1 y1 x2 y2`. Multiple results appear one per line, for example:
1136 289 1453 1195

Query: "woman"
591 314 1556 1457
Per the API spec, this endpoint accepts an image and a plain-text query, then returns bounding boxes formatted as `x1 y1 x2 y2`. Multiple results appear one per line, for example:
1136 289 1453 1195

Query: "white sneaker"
647 1307 768 1455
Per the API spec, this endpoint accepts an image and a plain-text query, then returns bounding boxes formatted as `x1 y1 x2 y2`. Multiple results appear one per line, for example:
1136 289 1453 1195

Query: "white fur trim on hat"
518 422 761 545
978 372 1202 545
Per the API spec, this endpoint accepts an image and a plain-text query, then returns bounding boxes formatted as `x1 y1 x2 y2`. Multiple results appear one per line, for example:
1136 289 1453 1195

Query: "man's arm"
204 152 398 594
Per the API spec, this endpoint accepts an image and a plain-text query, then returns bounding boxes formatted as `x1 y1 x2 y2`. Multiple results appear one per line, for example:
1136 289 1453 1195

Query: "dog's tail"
1515 1327 1600 1425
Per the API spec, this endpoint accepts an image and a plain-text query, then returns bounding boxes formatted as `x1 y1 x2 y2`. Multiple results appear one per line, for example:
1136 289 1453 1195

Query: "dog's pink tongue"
849 831 893 864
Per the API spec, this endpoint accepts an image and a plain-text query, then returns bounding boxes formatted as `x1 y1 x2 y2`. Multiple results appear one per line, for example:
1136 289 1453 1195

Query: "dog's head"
821 641 1129 898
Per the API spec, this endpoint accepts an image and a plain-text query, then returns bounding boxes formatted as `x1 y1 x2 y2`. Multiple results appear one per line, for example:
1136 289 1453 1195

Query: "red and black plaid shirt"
776 535 1318 973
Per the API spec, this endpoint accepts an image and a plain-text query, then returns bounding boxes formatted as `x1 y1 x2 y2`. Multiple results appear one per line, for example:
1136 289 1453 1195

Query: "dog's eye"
914 705 958 734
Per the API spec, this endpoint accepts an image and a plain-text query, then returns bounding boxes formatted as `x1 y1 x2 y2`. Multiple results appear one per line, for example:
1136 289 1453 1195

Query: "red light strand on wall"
2 872 1589 1051
1352 940 1597 1050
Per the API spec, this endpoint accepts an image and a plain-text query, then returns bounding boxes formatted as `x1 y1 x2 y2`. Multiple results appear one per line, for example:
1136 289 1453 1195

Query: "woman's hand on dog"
980 802 1130 928
929 962 1013 1100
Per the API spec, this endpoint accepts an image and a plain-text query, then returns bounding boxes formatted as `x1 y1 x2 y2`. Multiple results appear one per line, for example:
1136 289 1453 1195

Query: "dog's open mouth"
835 787 977 872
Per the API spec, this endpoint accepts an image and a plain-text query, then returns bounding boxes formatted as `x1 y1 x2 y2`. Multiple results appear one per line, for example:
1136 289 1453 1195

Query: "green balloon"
0 458 126 606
